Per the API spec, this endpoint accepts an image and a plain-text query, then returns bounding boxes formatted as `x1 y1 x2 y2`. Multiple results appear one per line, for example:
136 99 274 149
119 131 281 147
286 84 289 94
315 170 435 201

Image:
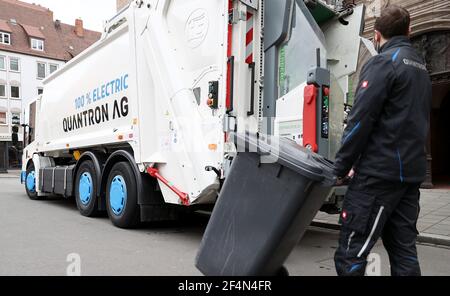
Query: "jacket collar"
380 36 411 53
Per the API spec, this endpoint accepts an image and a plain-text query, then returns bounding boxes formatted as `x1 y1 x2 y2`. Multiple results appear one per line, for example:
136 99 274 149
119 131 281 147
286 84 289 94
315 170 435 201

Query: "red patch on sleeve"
361 81 369 88
342 211 348 220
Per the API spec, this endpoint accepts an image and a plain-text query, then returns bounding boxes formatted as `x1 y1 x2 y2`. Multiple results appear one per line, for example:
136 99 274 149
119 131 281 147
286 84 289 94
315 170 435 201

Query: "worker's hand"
335 177 348 186
348 168 355 179
335 169 355 186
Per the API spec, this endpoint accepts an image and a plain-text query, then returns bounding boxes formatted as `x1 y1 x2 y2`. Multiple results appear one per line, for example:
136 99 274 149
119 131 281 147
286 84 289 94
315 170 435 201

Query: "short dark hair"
374 5 411 39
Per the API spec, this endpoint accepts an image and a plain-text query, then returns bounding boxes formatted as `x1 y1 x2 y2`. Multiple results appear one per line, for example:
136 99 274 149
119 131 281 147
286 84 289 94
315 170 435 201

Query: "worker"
333 5 432 276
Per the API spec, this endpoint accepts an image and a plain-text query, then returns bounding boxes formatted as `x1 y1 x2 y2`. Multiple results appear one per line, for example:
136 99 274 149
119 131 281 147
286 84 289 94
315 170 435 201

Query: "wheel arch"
25 158 34 170
100 150 145 205
74 151 107 198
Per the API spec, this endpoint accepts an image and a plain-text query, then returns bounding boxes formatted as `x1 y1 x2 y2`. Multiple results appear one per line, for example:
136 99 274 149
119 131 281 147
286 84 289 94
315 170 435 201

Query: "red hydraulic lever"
303 85 318 152
147 167 190 206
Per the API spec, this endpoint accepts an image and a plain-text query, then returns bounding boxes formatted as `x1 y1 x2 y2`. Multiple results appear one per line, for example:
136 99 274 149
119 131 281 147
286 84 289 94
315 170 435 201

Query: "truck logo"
63 97 129 133
185 8 209 49
63 74 130 133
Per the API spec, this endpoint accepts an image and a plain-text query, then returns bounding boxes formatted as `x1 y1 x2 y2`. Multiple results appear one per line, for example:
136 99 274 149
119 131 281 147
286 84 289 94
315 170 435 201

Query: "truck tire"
25 163 39 200
75 160 100 217
106 162 140 228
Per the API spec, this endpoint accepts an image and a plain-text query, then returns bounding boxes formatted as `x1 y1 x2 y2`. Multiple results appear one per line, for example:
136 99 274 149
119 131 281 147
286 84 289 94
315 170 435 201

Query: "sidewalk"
314 189 450 246
0 170 21 179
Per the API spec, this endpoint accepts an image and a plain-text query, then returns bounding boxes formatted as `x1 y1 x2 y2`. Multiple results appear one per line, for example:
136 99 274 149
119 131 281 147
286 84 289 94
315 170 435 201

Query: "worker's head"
374 5 411 50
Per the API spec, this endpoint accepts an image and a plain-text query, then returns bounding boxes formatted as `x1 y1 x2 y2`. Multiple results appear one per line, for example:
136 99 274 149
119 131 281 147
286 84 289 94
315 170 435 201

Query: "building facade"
117 0 132 12
0 0 101 171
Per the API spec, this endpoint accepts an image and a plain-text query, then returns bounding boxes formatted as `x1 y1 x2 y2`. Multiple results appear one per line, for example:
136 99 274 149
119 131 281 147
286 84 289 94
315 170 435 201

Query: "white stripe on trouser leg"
357 206 385 258
347 231 355 252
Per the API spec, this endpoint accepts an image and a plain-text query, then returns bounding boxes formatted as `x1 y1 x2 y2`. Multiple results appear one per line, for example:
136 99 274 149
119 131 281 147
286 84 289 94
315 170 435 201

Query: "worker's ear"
373 30 382 52
374 30 381 43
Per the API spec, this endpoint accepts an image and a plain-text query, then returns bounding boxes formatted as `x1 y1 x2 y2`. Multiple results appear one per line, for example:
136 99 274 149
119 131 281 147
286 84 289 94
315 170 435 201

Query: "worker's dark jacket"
334 36 432 183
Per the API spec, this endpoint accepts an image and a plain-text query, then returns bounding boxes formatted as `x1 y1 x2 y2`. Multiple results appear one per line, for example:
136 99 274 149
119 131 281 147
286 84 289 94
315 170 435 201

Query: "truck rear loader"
20 0 371 228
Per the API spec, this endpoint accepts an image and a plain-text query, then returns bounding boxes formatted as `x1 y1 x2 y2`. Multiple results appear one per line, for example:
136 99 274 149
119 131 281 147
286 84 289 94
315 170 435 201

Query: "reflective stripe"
349 262 364 273
343 122 361 144
397 149 404 183
392 48 401 62
347 231 355 252
245 12 254 64
357 206 385 258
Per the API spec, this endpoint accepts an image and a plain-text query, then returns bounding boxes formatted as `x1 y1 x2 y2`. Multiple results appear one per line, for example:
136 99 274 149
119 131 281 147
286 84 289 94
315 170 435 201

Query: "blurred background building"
0 0 101 172
117 0 131 12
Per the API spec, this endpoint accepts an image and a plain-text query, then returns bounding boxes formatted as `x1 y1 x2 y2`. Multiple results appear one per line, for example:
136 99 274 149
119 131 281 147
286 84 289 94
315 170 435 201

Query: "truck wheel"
25 163 39 200
106 162 140 228
75 160 100 217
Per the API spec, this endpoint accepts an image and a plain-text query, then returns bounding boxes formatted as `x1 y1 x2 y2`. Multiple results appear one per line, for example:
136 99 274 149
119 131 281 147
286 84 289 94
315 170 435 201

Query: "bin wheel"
75 160 100 217
275 266 289 277
106 162 140 228
25 163 40 200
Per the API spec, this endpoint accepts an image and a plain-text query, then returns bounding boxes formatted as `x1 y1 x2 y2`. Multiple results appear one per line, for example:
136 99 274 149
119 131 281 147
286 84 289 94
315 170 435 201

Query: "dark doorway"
8 141 22 169
411 30 450 189
430 83 450 188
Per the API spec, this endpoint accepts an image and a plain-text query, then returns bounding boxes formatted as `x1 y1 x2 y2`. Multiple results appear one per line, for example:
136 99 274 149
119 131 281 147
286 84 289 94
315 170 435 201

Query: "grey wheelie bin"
196 132 336 276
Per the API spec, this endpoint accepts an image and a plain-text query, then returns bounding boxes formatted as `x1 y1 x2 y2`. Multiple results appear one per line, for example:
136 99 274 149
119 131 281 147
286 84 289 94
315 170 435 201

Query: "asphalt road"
1 176 450 276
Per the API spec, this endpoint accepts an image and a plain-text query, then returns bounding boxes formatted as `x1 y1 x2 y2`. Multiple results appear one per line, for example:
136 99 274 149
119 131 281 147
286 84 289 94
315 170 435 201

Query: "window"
31 38 44 51
37 88 43 95
28 102 36 144
0 112 6 124
0 56 5 70
0 32 11 45
277 1 326 97
9 58 19 72
10 86 20 99
37 62 46 79
0 84 5 97
11 112 20 125
49 64 58 74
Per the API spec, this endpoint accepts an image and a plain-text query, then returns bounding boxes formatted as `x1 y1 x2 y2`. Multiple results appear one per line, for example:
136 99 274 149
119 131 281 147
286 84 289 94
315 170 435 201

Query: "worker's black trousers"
334 173 421 276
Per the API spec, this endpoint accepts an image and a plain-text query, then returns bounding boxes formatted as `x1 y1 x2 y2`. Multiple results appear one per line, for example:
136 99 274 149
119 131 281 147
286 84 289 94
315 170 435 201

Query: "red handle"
303 85 318 152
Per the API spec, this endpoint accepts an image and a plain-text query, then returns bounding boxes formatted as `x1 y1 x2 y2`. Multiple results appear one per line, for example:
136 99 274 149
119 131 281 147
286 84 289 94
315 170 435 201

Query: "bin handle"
227 56 235 114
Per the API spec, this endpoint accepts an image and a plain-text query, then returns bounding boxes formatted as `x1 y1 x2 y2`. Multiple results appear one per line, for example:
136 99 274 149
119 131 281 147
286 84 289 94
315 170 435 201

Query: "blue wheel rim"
26 171 36 193
79 172 93 205
109 175 127 216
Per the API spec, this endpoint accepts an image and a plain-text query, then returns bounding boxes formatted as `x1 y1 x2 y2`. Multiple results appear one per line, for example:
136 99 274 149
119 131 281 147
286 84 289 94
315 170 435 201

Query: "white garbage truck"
20 0 371 228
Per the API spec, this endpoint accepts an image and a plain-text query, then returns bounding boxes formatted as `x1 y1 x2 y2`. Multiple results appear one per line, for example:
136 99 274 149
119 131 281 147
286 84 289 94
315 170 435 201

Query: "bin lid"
231 132 336 186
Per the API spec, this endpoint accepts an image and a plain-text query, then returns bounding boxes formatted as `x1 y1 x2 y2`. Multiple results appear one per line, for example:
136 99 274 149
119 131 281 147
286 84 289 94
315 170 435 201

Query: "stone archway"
411 31 450 188
354 0 450 38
